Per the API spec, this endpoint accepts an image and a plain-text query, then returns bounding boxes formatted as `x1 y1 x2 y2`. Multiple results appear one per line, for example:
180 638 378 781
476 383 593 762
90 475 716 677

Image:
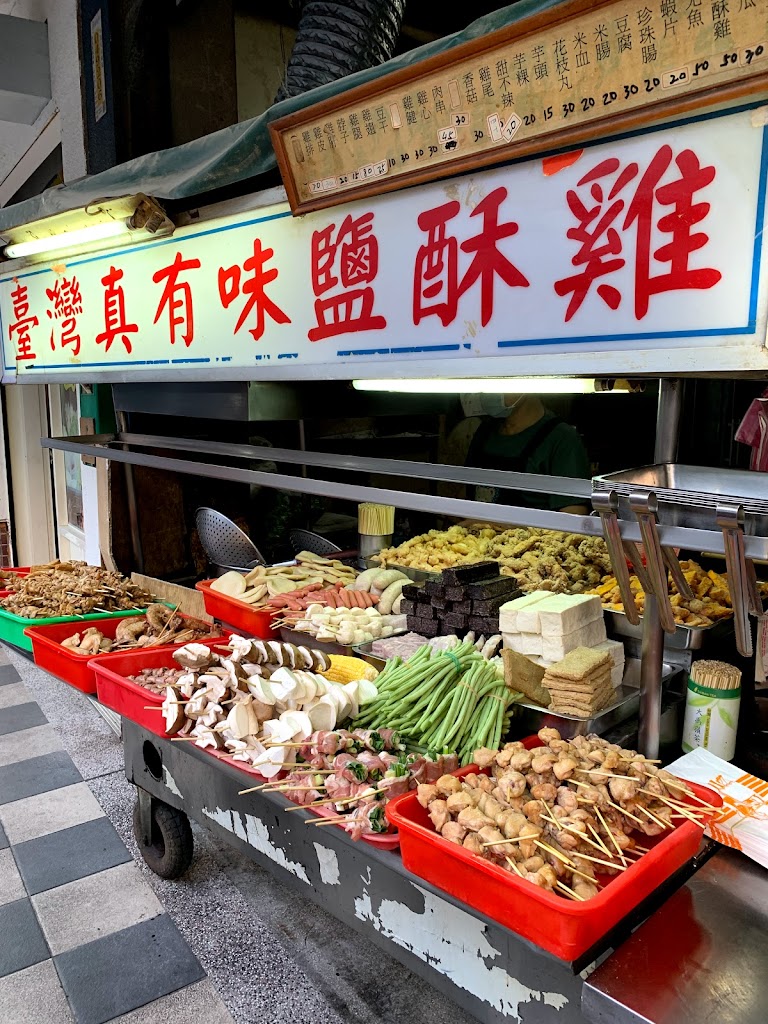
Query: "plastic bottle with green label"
682 676 740 761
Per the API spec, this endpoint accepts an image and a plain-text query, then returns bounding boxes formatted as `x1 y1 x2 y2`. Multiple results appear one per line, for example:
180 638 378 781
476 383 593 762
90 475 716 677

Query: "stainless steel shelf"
40 432 768 559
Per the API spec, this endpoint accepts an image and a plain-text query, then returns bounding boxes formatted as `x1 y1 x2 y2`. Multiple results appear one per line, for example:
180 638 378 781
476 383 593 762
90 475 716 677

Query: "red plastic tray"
26 615 222 695
91 643 224 728
196 579 278 639
386 744 721 961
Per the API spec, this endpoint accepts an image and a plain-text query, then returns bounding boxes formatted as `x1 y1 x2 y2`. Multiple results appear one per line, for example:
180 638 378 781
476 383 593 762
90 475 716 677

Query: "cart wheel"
133 798 193 879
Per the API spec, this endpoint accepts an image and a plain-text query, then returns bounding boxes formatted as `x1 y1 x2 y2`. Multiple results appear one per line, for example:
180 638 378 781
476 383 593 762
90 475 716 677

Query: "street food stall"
2 0 768 1021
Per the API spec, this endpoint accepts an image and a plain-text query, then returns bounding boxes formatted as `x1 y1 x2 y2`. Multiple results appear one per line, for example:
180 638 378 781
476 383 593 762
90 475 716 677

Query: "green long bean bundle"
352 644 522 765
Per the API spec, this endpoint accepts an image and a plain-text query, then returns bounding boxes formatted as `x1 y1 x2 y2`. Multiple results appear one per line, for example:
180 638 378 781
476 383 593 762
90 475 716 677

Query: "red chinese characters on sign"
309 212 386 341
413 186 530 328
555 145 722 321
46 275 83 356
153 251 201 346
8 281 39 361
219 239 290 341
95 266 138 353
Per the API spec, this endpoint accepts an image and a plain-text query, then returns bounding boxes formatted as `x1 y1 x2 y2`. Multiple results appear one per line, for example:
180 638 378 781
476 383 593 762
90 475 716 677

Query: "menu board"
270 0 768 214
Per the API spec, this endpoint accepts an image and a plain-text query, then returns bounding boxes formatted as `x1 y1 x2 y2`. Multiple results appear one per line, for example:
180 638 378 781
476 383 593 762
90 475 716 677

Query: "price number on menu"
452 112 470 127
662 66 689 89
438 126 458 150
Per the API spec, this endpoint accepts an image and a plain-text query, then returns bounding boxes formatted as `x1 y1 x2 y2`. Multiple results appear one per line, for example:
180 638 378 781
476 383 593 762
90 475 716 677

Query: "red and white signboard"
2 106 767 383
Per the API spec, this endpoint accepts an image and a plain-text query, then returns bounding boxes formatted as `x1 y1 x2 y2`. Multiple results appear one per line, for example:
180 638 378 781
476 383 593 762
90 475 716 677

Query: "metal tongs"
629 491 693 635
592 489 647 625
717 503 762 657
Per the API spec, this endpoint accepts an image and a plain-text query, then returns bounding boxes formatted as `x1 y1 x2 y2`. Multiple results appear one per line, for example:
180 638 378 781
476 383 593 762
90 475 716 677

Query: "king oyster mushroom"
226 635 254 664
173 643 217 672
162 687 186 736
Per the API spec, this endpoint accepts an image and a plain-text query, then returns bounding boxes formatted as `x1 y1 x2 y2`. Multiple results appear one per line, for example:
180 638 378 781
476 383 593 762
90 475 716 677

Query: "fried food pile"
418 727 711 901
1 561 153 619
61 604 220 654
377 525 612 594
590 559 736 629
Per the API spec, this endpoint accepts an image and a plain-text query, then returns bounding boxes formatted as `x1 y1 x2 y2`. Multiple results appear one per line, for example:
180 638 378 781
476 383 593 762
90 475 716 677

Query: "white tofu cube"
498 591 551 632
540 617 607 661
537 594 603 637
505 632 543 656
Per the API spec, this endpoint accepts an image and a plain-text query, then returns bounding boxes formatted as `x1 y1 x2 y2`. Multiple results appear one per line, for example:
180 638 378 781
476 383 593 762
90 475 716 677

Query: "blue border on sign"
337 102 768 358
2 103 767 372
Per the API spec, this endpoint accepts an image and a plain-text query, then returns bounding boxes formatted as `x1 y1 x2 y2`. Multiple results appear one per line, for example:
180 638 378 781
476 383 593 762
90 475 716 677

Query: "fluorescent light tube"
352 378 633 395
4 220 131 259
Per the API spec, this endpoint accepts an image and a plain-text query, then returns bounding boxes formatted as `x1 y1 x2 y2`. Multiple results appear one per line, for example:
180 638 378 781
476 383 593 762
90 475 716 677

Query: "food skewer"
595 806 627 866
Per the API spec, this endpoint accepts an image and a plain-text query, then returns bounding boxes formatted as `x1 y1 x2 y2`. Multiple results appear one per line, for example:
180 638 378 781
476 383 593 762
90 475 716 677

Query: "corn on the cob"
321 655 378 684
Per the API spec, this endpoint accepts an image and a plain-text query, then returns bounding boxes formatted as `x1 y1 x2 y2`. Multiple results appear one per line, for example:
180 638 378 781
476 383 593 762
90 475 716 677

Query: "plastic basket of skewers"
26 606 223 694
237 728 464 851
385 728 722 962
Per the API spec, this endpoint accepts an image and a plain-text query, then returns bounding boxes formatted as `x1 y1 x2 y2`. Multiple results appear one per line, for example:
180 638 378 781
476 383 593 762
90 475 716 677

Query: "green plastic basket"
0 607 147 652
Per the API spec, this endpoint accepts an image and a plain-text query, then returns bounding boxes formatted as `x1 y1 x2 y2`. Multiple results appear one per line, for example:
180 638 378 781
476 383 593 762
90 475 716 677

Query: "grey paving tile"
110 979 235 1024
0 958 74 1023
34 862 164 955
2 648 123 781
0 701 48 738
56 914 205 1024
0 723 64 768
0 848 26 907
0 684 31 709
0 899 49 978
0 820 7 850
14 816 130 896
0 781 105 845
0 749 81 805
0 664 21 686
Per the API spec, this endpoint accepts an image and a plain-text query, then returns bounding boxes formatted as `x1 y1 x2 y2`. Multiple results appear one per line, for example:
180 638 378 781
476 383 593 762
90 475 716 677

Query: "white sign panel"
2 106 767 383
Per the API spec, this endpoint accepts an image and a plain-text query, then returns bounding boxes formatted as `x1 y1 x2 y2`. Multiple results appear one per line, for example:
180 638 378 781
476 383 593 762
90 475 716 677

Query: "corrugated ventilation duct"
275 0 407 102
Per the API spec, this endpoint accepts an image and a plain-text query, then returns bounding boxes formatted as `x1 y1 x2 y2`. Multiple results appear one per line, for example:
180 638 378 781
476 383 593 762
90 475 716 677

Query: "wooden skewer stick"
606 800 645 827
636 804 669 829
651 794 704 824
595 806 627 866
538 811 607 856
587 822 612 858
505 856 524 877
659 777 718 808
285 788 381 811
571 850 628 872
568 865 603 885
533 839 575 868
482 834 541 848
557 881 585 902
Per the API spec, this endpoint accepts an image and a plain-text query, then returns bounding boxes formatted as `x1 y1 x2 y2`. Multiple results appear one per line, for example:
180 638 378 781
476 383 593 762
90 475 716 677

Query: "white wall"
0 0 86 191
0 1 97 565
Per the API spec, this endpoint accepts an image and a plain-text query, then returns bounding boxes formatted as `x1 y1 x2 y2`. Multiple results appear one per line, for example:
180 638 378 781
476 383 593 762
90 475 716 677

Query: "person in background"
458 394 591 515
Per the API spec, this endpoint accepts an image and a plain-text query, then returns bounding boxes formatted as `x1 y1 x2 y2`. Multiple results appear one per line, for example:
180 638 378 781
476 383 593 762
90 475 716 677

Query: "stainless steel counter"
583 847 768 1024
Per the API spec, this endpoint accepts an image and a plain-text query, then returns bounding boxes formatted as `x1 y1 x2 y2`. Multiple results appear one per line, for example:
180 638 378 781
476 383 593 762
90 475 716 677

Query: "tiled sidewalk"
0 657 233 1024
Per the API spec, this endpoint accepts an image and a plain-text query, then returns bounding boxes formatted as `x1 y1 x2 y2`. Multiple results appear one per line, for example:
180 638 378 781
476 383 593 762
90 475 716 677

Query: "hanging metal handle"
662 547 694 602
629 491 677 635
623 539 654 596
592 489 641 625
717 503 753 657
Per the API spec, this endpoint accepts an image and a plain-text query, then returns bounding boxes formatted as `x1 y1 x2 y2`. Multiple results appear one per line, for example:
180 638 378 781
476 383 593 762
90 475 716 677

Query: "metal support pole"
638 380 683 757
115 412 145 574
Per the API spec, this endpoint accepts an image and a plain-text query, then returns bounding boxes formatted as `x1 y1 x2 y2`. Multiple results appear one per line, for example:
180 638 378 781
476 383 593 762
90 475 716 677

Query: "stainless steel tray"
362 558 439 583
594 464 768 532
515 658 680 739
606 609 734 650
